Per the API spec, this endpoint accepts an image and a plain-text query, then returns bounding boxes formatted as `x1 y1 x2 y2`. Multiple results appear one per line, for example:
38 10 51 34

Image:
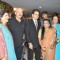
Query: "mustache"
18 14 23 16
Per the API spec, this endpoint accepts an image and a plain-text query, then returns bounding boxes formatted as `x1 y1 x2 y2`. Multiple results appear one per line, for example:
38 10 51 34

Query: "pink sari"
0 28 7 60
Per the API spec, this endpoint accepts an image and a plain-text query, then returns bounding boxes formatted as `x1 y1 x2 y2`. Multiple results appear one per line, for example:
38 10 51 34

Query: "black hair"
0 9 9 19
32 9 40 15
42 11 48 15
41 19 52 39
52 12 59 18
52 12 59 23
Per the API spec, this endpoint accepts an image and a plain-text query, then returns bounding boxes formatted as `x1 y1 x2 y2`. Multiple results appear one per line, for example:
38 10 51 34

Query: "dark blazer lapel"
37 20 39 31
31 19 37 30
32 19 39 31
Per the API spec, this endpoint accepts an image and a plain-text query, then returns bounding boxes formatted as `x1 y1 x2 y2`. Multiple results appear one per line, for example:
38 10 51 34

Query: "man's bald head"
15 8 23 19
15 8 23 12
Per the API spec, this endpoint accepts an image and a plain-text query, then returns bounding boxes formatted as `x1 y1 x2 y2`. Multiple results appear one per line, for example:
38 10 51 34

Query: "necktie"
35 21 38 30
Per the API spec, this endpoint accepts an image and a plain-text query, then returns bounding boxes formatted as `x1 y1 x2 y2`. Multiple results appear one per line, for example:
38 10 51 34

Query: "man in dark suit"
26 9 41 60
8 8 26 60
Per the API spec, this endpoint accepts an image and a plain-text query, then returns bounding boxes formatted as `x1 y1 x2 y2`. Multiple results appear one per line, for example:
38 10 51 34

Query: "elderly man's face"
15 8 23 19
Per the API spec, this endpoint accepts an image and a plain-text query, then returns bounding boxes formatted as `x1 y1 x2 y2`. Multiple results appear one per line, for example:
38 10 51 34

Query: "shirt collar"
33 18 37 23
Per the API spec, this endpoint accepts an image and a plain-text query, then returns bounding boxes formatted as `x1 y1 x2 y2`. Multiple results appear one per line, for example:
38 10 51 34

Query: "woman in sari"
0 28 7 60
52 13 60 60
38 19 56 60
0 10 17 60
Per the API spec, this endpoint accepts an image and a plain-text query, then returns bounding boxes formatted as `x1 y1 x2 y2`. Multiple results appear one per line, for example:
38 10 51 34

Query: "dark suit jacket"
7 17 26 47
26 19 41 48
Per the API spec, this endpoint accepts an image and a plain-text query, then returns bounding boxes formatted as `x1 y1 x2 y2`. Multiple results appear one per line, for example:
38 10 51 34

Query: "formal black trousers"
28 46 41 60
15 46 23 60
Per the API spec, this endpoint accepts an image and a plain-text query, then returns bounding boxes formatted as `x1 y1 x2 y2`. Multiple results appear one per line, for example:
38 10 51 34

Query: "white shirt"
33 18 38 29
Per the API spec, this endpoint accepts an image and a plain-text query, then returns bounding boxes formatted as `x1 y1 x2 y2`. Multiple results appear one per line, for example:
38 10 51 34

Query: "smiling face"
32 11 39 20
15 8 23 19
1 12 9 23
44 20 50 28
52 16 58 24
